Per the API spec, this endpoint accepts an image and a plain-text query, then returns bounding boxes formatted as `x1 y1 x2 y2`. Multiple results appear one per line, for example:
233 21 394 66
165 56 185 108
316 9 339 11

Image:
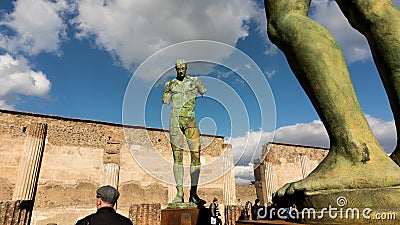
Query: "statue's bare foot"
189 194 206 206
273 144 400 206
172 192 184 203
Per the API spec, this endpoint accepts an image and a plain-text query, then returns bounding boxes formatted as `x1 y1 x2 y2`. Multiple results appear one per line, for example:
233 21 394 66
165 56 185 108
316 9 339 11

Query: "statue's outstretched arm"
162 81 171 104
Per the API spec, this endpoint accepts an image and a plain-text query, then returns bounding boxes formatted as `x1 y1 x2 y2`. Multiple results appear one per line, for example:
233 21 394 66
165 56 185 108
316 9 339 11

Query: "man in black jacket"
209 197 222 225
76 185 132 225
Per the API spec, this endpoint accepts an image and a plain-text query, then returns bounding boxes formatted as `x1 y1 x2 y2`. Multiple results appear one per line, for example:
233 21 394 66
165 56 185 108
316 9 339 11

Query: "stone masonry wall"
0 109 232 225
254 142 329 205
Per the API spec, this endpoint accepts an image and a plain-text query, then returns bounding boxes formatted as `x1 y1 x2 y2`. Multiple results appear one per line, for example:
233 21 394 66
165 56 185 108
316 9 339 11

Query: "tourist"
239 201 251 220
209 197 222 225
76 185 132 225
251 199 261 220
267 202 278 220
289 203 297 219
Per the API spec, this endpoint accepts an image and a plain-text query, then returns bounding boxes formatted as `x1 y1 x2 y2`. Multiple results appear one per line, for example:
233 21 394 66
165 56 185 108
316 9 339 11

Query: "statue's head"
175 59 187 79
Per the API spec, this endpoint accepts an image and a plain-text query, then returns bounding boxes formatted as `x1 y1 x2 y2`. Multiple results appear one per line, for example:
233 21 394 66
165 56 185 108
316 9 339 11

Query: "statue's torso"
166 76 205 118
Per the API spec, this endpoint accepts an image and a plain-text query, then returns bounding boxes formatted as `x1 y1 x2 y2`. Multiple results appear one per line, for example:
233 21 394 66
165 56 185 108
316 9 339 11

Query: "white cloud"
274 120 329 148
265 69 277 78
234 165 255 185
0 54 51 109
365 115 396 152
232 115 396 183
309 0 371 63
228 130 274 167
73 0 263 74
0 0 69 56
308 0 400 62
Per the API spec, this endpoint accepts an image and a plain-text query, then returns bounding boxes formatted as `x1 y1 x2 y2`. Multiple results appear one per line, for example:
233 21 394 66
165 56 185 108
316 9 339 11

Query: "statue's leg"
334 0 400 165
265 0 400 201
170 120 184 203
184 117 206 206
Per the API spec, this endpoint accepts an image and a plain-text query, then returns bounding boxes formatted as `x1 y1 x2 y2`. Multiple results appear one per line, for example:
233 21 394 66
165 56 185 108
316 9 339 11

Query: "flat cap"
96 185 120 203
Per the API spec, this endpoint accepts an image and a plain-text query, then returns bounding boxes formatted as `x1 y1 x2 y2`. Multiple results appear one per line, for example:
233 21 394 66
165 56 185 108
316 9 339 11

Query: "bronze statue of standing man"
163 59 206 206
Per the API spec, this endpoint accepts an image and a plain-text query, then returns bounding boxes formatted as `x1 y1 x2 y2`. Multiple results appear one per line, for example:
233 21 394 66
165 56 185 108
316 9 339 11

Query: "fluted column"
264 162 277 203
167 184 176 203
222 144 236 205
12 123 47 201
300 155 309 178
102 163 120 189
254 161 267 205
102 137 121 189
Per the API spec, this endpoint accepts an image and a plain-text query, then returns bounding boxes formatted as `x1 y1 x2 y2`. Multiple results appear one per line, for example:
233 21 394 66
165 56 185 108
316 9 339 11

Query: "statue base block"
161 208 210 225
276 186 400 224
167 202 198 209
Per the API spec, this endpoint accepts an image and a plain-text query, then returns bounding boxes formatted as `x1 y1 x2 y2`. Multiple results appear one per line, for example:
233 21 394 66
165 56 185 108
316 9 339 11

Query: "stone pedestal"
278 187 400 224
167 202 198 209
12 123 47 201
161 208 210 225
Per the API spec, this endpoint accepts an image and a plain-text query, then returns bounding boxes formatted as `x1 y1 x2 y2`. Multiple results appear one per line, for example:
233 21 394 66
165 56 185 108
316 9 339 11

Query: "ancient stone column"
102 163 120 189
12 123 47 201
253 161 267 206
103 137 121 189
167 184 176 203
224 205 241 225
300 155 309 178
264 162 277 203
222 144 236 205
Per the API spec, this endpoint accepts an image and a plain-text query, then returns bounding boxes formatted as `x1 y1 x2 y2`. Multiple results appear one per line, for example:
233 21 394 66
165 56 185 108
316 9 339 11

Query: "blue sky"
1 0 399 184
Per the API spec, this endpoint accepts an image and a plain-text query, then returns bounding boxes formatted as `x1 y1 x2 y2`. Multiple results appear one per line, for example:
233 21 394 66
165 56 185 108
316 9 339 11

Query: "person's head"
175 59 187 80
96 185 120 209
213 197 218 203
255 198 260 205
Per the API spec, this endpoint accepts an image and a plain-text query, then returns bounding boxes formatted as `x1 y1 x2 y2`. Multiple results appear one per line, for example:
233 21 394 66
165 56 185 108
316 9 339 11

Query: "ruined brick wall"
0 200 33 225
0 109 230 225
129 204 161 225
235 184 257 205
254 142 329 205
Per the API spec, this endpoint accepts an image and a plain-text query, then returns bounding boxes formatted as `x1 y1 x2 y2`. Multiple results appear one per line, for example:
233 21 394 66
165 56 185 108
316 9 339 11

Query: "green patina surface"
162 59 206 206
264 0 400 217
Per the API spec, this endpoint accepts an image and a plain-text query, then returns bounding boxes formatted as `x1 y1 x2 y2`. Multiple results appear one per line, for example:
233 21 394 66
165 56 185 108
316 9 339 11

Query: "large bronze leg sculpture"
333 0 400 166
265 0 400 212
